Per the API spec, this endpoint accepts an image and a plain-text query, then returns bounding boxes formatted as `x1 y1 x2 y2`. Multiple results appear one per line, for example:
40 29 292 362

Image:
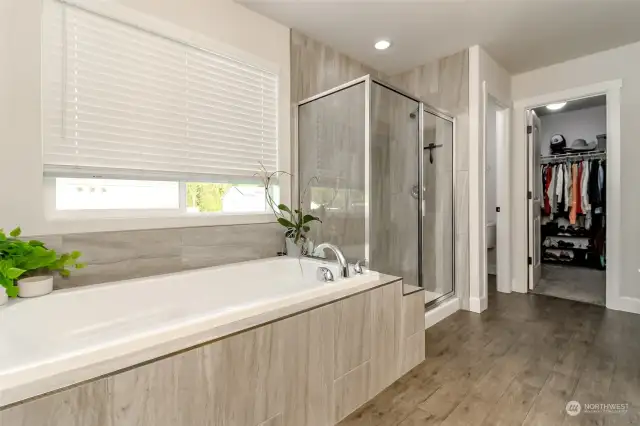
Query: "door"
527 110 542 290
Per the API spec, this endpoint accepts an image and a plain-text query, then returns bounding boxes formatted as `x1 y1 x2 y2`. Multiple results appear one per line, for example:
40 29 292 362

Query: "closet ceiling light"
546 102 567 111
374 40 391 50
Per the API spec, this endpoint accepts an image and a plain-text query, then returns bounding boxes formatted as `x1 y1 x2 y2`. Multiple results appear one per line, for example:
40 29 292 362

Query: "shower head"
409 107 420 119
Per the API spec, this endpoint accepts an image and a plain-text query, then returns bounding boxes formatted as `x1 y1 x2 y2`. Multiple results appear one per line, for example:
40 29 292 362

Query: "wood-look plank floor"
338 277 640 426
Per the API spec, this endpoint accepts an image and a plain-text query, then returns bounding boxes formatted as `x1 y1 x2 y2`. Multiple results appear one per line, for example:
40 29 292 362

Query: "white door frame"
511 80 622 311
482 87 512 296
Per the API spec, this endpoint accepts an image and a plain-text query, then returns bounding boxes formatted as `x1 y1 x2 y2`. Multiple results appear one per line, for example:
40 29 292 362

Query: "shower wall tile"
292 30 389 263
391 50 469 117
292 30 469 304
41 223 284 290
290 30 387 102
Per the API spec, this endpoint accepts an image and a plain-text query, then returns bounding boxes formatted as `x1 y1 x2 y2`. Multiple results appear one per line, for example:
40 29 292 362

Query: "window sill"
40 212 277 236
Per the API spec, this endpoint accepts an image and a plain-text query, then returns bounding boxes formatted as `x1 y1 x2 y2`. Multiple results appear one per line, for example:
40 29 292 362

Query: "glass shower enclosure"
297 76 454 305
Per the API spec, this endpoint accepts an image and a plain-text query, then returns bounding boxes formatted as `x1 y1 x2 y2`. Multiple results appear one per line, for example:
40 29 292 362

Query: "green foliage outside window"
186 183 233 213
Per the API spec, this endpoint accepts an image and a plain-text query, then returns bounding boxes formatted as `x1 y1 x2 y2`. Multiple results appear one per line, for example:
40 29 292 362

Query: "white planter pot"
17 275 54 298
286 238 302 257
0 287 7 306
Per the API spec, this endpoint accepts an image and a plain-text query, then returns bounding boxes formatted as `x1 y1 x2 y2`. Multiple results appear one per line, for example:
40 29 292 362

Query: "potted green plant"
257 165 322 257
0 227 85 301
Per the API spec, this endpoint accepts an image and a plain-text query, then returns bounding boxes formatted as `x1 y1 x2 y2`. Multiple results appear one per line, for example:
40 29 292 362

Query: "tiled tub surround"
32 223 284 290
0 260 425 426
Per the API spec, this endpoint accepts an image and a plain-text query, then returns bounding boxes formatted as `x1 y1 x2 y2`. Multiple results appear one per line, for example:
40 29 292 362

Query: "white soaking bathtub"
0 256 395 408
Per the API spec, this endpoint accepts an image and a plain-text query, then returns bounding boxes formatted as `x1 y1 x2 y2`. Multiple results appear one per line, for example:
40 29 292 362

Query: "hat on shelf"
564 138 598 152
550 134 566 154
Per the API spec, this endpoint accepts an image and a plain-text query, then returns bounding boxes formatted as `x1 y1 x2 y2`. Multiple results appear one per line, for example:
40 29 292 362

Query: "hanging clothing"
543 165 552 215
555 163 564 211
562 163 571 212
570 162 579 224
581 160 592 230
599 161 606 213
588 159 601 207
547 165 557 217
576 162 583 215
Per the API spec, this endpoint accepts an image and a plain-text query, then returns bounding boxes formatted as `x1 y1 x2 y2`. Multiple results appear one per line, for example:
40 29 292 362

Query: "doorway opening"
526 95 607 305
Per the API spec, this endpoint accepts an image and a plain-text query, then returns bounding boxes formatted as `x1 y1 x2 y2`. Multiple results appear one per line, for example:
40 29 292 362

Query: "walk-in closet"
528 95 607 305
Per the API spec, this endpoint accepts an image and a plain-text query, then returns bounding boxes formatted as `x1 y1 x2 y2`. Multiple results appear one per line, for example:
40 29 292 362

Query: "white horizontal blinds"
43 2 278 182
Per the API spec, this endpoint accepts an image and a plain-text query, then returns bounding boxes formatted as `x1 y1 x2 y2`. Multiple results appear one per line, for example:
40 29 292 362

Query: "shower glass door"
422 109 455 305
369 82 421 288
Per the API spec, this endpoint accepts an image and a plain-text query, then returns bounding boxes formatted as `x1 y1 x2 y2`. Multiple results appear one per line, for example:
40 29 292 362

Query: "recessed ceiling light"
546 102 567 111
374 40 391 50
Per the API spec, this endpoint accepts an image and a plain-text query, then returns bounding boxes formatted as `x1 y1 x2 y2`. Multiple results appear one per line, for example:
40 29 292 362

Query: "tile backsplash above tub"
34 223 284 290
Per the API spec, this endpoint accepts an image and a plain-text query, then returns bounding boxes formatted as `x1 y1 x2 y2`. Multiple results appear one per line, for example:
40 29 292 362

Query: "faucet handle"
354 259 368 274
316 266 334 282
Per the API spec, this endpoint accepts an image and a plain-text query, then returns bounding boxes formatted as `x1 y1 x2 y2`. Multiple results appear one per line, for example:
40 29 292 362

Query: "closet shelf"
542 246 592 252
543 234 591 239
541 151 606 164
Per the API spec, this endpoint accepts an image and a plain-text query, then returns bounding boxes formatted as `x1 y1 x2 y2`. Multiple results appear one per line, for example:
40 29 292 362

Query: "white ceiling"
534 94 606 117
238 0 640 75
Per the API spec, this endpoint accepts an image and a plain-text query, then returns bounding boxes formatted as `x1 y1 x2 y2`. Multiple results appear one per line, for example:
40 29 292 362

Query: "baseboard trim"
607 296 640 314
468 296 488 313
424 297 460 329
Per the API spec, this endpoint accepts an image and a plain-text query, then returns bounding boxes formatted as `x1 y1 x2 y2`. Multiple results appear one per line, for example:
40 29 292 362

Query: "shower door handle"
410 184 420 200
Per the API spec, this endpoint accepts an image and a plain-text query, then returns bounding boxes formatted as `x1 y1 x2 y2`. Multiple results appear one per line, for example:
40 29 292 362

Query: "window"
43 0 279 217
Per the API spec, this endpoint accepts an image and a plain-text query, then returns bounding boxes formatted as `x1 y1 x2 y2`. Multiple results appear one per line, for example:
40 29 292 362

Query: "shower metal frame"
296 75 456 307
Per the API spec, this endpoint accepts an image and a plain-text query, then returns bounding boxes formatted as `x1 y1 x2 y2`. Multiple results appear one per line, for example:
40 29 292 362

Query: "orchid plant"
257 164 322 251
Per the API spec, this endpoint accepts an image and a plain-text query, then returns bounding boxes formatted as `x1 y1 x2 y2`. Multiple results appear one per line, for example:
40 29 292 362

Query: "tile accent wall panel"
401 289 425 338
202 324 283 426
57 228 183 289
111 348 207 426
0 380 111 426
180 223 283 270
63 229 183 264
333 361 371 423
282 305 334 426
42 223 283 290
399 290 426 377
257 414 283 426
56 256 184 290
333 292 372 378
368 281 402 398
401 330 427 376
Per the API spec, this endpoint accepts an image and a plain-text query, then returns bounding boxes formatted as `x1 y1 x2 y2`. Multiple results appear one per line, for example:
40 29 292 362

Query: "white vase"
285 237 302 257
17 275 54 298
0 287 7 306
